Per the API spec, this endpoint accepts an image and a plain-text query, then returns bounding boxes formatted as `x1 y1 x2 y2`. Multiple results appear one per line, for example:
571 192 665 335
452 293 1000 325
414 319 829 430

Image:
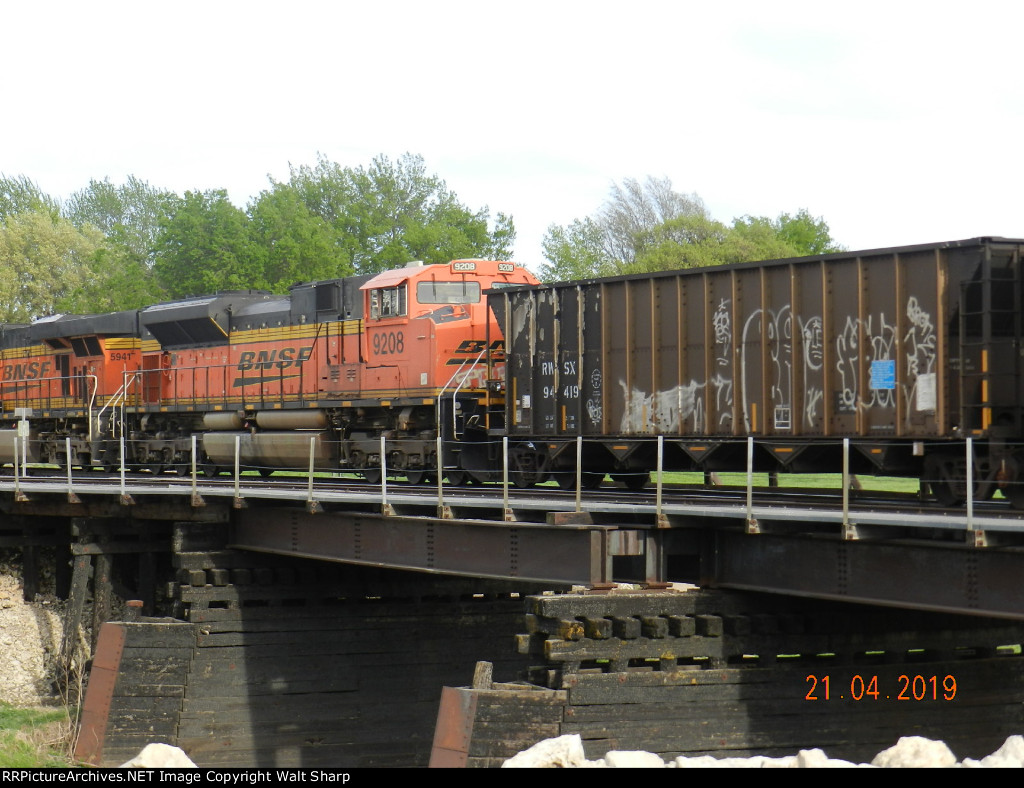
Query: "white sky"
3 0 1023 273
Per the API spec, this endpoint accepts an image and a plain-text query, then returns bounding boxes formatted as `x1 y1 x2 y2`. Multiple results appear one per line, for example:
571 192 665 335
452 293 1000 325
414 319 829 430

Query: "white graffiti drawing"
835 312 897 412
904 296 937 415
800 316 824 427
587 366 604 425
739 306 794 432
711 298 733 425
619 379 705 434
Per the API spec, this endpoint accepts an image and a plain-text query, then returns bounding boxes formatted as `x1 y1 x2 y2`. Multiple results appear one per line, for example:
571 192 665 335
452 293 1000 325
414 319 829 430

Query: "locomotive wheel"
173 462 190 477
148 463 164 476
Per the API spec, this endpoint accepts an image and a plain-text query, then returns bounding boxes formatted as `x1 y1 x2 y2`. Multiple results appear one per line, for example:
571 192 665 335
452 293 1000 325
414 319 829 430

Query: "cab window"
370 285 407 319
416 281 481 305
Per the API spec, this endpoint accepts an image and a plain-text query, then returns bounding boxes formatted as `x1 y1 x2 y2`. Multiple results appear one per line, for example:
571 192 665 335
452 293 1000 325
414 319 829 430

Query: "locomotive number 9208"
372 331 405 356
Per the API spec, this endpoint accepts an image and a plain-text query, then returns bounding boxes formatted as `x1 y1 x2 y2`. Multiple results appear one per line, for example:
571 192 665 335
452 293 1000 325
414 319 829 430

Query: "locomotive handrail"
436 347 489 442
93 372 141 442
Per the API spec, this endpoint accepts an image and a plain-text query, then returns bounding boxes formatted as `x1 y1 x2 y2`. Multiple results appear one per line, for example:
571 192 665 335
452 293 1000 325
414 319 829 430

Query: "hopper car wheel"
929 479 964 508
445 469 470 486
510 470 536 488
259 468 275 478
557 471 605 490
924 455 965 507
617 472 650 491
1001 456 1024 510
148 463 164 476
173 462 190 477
405 470 428 484
1006 482 1024 510
202 462 220 478
361 468 382 485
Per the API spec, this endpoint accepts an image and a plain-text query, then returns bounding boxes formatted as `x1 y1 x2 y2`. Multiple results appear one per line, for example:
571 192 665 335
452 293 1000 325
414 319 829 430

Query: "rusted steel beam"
704 529 1024 620
230 507 629 586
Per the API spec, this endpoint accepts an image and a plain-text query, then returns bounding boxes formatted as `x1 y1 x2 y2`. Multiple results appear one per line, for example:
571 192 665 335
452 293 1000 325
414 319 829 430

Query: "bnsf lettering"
454 339 504 354
237 346 313 371
3 361 51 381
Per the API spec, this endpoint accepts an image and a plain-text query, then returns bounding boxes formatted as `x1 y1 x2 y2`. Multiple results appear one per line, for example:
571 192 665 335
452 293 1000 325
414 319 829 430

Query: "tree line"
539 176 843 281
0 158 841 322
0 154 514 322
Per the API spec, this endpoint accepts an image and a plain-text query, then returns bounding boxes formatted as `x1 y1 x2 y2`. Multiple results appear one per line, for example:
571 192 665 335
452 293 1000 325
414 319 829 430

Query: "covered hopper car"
487 237 1024 507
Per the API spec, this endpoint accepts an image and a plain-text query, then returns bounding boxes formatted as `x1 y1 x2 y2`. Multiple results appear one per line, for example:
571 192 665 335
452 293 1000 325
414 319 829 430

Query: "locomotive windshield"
416 281 481 305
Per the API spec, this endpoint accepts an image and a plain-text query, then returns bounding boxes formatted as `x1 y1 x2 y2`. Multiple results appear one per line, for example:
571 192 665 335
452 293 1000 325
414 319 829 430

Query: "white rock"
759 755 799 767
795 748 858 768
870 736 957 768
119 743 196 768
502 734 589 768
604 750 666 768
972 735 1024 768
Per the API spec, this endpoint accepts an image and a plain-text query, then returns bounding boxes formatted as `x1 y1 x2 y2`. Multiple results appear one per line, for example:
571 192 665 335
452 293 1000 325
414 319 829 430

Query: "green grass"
658 471 922 493
0 702 75 767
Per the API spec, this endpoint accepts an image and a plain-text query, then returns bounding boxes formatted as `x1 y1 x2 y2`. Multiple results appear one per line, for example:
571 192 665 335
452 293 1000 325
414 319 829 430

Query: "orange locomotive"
0 260 539 478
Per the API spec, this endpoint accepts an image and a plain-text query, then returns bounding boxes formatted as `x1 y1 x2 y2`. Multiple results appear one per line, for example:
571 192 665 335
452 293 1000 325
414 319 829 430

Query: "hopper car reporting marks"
2 238 1024 510
0 259 538 482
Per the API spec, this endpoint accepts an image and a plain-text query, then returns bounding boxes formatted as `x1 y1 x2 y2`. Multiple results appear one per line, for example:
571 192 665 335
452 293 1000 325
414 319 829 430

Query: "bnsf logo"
237 346 313 371
3 361 51 381
446 339 505 364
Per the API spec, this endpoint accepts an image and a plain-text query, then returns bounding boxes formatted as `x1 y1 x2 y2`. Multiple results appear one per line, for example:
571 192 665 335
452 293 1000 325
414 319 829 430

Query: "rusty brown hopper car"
487 237 1024 506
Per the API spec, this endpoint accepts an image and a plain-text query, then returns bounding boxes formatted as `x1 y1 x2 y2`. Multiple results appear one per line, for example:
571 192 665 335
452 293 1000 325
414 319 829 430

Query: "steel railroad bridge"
3 458 1024 621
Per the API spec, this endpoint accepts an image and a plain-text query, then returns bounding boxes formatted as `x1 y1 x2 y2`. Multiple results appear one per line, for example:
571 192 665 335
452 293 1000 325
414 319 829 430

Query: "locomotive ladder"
958 246 1023 435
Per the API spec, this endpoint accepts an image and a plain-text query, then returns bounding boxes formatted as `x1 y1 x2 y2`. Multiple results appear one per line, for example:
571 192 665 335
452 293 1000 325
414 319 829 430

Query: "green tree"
153 190 263 297
0 210 102 321
599 176 711 266
538 217 615 281
0 175 60 221
286 153 515 273
63 176 178 268
772 209 843 256
246 185 353 290
543 176 843 280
